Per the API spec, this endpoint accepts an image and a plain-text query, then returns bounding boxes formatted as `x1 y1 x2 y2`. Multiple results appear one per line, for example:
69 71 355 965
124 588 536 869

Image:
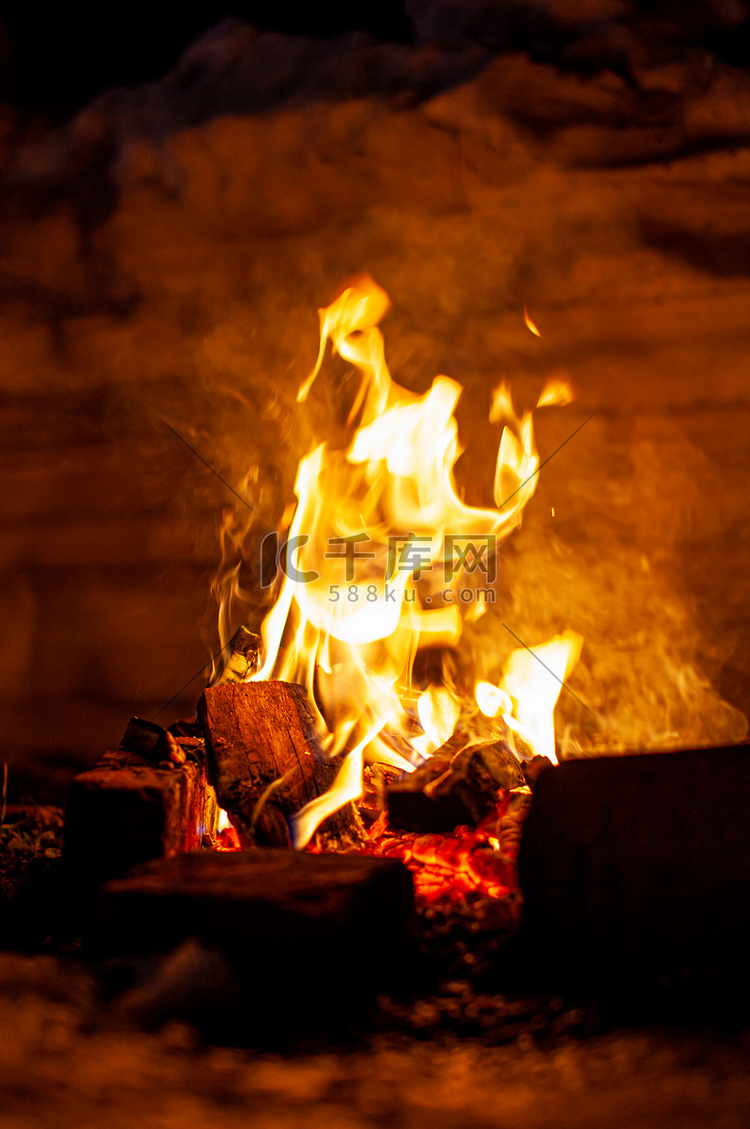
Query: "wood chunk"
309 799 368 853
199 680 335 847
388 740 525 832
120 716 169 759
360 761 403 824
517 745 750 1003
87 848 415 954
85 849 416 1043
64 750 219 883
119 717 192 766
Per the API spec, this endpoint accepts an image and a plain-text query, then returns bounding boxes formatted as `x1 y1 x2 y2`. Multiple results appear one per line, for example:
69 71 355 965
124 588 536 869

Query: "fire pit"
59 277 750 1036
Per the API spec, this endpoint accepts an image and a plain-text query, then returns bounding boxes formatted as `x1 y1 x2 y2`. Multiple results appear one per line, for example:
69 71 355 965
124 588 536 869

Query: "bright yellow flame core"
247 277 580 846
476 631 583 765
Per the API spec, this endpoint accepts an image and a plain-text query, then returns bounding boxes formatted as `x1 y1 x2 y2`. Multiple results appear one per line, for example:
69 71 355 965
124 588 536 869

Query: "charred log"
388 740 525 832
64 747 218 883
198 680 359 847
120 716 192 765
87 847 415 954
85 848 415 1044
120 716 168 758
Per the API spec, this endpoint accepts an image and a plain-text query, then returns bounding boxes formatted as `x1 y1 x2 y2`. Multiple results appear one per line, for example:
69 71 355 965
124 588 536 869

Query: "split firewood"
88 848 415 955
64 748 219 883
387 739 525 833
198 680 361 848
309 800 368 853
360 762 404 824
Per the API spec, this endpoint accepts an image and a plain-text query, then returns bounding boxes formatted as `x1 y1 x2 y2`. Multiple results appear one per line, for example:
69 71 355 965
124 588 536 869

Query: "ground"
1 951 750 1129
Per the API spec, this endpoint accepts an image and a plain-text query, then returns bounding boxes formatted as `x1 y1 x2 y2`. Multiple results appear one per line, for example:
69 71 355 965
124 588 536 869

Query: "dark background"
0 4 413 119
3 2 750 121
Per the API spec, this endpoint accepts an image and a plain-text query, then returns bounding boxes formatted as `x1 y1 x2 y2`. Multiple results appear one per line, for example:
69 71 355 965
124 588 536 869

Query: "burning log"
360 761 403 824
517 744 750 1005
198 679 359 847
387 739 526 833
85 849 415 1043
64 747 219 883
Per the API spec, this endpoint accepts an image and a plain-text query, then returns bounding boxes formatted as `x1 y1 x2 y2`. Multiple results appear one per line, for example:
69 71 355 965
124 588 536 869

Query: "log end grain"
199 680 333 847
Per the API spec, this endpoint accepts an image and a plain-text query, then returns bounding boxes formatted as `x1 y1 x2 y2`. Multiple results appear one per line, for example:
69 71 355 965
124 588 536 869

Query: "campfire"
68 277 587 897
63 273 750 1033
209 277 581 873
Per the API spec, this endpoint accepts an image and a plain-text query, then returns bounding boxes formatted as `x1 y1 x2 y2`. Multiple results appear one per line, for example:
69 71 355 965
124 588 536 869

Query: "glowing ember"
219 277 581 858
349 793 529 904
215 808 242 851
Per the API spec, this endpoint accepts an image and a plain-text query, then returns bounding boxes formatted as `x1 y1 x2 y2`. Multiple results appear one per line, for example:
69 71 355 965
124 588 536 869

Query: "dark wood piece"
199 680 342 847
120 716 169 758
517 744 750 1005
85 848 415 1043
87 847 415 954
64 749 218 882
388 739 525 832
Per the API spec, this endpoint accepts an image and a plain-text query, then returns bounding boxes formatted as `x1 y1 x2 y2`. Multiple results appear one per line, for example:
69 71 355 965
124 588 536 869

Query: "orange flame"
476 630 583 764
240 277 580 841
524 306 542 338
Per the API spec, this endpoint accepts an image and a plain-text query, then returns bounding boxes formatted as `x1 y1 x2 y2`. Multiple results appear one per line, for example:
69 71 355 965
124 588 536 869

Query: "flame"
215 808 241 851
537 377 572 407
524 306 542 338
231 277 580 841
476 631 583 764
412 686 461 759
